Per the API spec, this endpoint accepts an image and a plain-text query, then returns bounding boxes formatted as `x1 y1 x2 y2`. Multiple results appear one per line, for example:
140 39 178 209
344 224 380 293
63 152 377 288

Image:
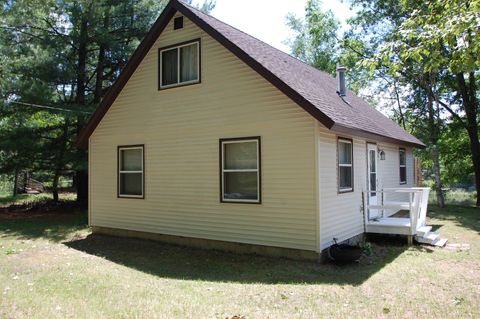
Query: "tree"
285 0 374 94
285 0 340 75
285 0 480 207
1 0 169 201
0 0 215 201
351 0 480 206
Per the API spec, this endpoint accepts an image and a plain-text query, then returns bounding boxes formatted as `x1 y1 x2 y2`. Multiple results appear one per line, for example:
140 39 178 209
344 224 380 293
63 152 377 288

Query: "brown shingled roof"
77 0 424 149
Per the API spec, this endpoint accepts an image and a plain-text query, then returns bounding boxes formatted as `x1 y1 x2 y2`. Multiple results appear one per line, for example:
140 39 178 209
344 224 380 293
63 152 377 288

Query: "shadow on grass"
0 213 88 242
1 210 422 285
429 224 443 232
427 205 479 234
65 233 407 285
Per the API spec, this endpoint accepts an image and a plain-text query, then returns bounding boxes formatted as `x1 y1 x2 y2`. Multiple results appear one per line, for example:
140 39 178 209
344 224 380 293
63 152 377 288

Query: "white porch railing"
363 187 430 235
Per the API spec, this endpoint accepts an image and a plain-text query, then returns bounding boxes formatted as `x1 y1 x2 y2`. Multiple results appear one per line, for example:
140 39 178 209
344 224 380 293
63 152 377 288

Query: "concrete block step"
416 225 432 237
432 238 448 247
415 231 440 244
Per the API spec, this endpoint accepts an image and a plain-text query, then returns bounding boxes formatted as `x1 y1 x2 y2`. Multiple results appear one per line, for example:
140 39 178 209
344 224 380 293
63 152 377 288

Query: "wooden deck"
366 217 412 235
364 188 428 237
364 188 448 246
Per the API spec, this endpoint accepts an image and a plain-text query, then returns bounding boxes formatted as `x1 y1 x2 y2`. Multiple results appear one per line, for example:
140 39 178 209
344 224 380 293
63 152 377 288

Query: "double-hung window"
338 138 353 192
399 148 407 184
118 145 144 198
220 137 261 203
159 39 200 89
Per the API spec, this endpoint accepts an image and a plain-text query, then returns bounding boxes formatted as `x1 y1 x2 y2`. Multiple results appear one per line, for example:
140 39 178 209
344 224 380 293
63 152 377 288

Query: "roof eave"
76 0 336 149
330 123 426 148
76 0 422 151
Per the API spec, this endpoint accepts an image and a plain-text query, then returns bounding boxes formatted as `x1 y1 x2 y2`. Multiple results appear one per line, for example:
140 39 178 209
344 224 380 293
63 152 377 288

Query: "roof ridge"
76 0 425 148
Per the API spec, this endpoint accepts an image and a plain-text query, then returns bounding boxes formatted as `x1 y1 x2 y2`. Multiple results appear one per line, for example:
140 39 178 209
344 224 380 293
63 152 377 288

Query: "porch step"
416 231 439 243
432 238 448 247
415 231 448 247
416 225 432 237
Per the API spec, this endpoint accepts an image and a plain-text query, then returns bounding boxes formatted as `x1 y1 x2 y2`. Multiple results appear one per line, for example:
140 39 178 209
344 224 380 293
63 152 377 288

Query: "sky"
191 0 355 53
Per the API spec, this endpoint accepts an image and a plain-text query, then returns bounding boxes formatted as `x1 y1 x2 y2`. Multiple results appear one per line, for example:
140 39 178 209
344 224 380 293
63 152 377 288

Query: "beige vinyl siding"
89 14 318 251
378 143 414 208
318 126 416 249
378 143 414 189
318 127 366 250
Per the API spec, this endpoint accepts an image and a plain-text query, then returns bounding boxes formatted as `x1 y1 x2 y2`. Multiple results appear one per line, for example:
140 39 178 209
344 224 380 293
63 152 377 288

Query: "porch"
363 187 448 246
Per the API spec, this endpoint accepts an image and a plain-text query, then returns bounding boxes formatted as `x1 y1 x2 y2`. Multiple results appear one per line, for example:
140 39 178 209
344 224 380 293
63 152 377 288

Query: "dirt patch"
0 210 84 220
0 206 85 220
0 200 85 220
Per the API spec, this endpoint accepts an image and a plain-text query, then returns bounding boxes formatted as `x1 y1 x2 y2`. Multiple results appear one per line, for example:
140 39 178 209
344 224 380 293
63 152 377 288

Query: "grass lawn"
429 189 477 206
0 204 479 318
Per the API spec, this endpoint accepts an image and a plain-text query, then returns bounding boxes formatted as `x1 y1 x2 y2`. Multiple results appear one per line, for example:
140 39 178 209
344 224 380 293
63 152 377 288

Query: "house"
77 0 436 260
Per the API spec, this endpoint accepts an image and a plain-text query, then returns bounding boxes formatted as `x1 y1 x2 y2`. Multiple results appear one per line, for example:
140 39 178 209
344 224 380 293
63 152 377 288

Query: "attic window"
174 16 183 30
159 39 200 89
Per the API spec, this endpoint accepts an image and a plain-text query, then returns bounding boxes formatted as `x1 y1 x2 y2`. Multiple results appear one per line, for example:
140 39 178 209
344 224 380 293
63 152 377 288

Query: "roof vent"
174 16 184 30
336 65 347 97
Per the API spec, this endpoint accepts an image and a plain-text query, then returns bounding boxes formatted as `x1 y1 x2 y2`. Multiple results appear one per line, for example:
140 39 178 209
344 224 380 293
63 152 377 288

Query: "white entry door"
367 143 380 218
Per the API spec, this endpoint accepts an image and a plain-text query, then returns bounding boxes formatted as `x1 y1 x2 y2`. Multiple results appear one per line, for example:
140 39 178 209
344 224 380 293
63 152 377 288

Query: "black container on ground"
327 244 363 264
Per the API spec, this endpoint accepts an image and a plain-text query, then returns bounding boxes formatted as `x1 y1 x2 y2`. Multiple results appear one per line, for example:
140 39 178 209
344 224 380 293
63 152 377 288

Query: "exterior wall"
89 13 319 252
318 125 415 250
377 143 415 188
318 126 366 250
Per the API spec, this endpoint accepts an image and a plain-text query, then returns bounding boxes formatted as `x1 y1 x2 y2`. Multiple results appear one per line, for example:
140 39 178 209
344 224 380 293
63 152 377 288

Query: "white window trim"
118 145 144 198
159 41 200 89
338 138 353 193
399 148 407 184
221 138 260 203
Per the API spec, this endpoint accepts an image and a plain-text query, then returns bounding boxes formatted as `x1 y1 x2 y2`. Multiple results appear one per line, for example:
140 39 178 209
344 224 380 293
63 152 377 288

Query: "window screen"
221 138 260 203
118 146 144 198
338 139 353 192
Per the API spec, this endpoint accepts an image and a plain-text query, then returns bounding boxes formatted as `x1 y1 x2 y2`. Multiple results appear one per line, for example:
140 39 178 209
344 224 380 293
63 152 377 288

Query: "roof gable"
77 0 424 149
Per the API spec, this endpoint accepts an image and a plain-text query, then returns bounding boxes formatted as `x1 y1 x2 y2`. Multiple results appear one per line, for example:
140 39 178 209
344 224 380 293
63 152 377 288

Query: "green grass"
0 206 479 318
0 193 76 207
429 189 476 206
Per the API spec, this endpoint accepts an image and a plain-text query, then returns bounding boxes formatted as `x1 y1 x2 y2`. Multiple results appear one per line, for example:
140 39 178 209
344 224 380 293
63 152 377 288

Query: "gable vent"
174 16 184 30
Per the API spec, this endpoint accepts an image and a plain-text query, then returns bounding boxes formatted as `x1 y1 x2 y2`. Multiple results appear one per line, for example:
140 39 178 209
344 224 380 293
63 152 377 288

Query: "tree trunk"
52 170 60 202
12 167 19 196
76 170 88 205
93 9 110 104
75 12 89 204
93 43 106 103
432 145 444 208
467 127 480 207
76 15 88 106
426 80 445 208
393 81 407 130
456 72 480 206
53 120 70 202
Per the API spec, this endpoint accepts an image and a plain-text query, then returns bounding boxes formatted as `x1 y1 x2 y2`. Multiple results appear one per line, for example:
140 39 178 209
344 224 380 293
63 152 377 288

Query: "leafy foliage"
285 0 374 94
285 0 340 75
286 0 480 206
0 0 215 198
